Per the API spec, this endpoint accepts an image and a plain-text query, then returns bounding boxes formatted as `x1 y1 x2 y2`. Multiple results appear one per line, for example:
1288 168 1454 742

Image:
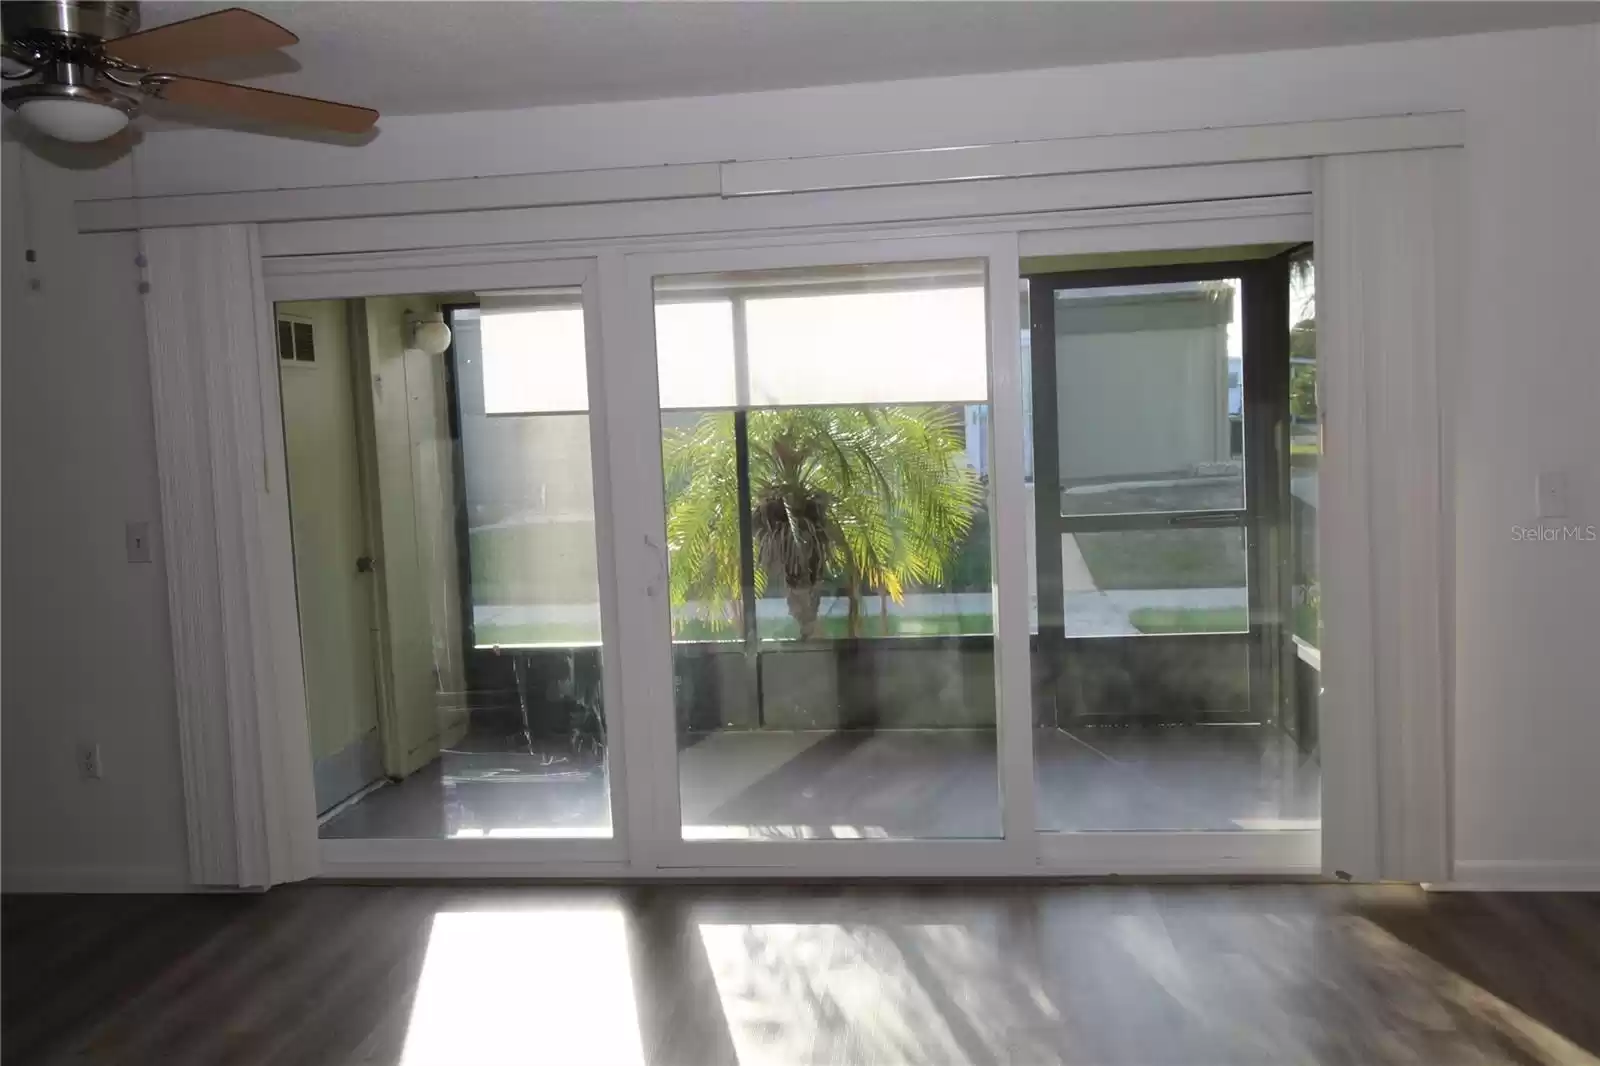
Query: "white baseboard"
1439 859 1600 892
2 864 193 894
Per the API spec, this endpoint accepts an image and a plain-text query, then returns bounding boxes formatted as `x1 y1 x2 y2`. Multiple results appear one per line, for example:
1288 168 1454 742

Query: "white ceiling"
140 1 1600 120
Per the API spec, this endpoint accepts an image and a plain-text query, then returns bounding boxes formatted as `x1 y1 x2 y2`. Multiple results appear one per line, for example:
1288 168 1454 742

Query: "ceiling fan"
1 1 377 143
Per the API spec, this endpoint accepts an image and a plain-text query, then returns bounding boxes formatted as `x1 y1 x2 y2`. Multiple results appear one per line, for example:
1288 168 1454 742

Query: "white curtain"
1316 149 1462 883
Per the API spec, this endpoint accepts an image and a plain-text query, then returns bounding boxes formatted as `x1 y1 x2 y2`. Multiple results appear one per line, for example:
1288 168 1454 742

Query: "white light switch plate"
1536 472 1568 520
125 520 152 563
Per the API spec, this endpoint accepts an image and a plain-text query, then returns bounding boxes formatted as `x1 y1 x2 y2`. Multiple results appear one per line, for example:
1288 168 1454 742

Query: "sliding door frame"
184 178 1363 877
278 256 637 873
1026 257 1292 728
137 122 1470 889
1022 256 1316 875
257 216 1326 880
611 232 1038 875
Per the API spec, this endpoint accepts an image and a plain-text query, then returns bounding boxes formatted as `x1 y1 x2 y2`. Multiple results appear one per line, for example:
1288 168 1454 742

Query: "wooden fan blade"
103 8 297 69
148 75 378 134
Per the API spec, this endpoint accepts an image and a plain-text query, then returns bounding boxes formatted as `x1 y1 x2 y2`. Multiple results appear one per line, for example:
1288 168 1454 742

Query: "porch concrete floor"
319 726 1319 840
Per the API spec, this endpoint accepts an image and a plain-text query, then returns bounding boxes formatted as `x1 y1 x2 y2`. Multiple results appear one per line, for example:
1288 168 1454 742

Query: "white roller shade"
655 299 737 410
478 292 588 414
652 261 988 410
745 285 988 406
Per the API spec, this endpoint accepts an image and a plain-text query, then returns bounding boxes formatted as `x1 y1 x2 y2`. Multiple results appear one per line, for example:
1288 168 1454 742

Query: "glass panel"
457 302 600 646
277 292 611 840
655 260 999 840
1062 527 1248 638
1026 255 1319 836
1053 281 1243 516
1289 256 1320 646
1285 251 1322 825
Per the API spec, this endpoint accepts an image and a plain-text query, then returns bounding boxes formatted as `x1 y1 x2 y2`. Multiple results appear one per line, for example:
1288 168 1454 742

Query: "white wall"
1448 26 1600 882
5 22 1597 888
116 30 1481 198
2 144 191 891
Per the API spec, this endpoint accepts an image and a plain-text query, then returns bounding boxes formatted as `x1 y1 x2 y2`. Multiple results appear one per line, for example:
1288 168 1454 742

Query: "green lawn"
683 611 995 641
469 525 595 605
1294 601 1320 644
474 621 600 647
1074 527 1246 591
1127 607 1249 635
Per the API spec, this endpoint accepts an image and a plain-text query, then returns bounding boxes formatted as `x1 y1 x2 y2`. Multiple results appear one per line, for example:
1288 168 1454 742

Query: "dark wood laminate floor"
5 884 1598 1066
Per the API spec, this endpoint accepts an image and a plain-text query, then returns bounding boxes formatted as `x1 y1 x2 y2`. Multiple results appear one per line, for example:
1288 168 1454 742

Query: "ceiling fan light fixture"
4 82 137 143
1 3 378 142
19 96 129 142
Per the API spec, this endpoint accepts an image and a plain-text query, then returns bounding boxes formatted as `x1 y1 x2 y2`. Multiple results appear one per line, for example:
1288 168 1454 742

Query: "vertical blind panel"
1316 148 1457 885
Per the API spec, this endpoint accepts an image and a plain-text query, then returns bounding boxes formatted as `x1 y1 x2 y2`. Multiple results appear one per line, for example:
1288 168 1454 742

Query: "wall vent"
277 314 316 364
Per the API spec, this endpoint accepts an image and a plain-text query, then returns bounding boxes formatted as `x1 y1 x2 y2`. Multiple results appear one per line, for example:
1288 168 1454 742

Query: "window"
652 260 1002 840
453 295 602 649
1288 252 1319 647
656 262 993 644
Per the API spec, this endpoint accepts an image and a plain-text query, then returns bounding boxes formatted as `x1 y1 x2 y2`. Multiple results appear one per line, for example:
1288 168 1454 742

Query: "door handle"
355 554 377 573
1166 512 1243 529
644 534 665 598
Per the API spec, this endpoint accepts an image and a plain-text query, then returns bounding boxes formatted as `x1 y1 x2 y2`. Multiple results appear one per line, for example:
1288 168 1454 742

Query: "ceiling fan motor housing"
3 2 144 135
3 1 141 46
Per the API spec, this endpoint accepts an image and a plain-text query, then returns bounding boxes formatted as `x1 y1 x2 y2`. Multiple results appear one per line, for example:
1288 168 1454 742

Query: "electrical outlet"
125 521 153 563
77 743 104 780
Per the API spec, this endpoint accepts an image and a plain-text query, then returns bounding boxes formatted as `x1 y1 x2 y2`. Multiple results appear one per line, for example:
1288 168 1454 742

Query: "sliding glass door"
622 238 1032 866
1024 255 1319 858
280 235 1320 875
278 261 628 865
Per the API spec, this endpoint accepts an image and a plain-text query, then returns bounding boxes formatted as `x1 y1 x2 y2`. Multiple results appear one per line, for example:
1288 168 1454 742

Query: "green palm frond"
662 403 984 638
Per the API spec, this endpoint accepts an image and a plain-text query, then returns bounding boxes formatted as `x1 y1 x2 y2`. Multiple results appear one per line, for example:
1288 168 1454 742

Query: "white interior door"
277 299 385 815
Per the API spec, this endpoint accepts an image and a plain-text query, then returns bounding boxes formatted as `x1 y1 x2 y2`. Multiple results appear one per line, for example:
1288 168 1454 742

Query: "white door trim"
721 112 1462 196
255 161 1315 259
78 111 1458 234
259 194 1311 286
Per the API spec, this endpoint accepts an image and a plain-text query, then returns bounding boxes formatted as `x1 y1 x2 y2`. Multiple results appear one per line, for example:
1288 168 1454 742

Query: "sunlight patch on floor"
401 908 645 1066
697 921 1064 1066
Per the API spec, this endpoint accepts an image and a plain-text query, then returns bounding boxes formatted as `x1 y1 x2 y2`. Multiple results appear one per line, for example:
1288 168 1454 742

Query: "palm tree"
663 405 983 640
